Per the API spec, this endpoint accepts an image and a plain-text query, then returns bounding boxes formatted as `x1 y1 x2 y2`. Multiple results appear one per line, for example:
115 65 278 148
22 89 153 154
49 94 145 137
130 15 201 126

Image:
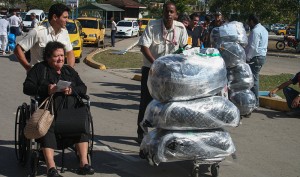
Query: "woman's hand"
63 87 72 95
291 96 300 108
48 84 57 95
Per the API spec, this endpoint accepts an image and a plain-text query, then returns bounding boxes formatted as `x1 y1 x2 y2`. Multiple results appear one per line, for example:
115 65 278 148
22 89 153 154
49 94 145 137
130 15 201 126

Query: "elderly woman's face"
48 48 65 70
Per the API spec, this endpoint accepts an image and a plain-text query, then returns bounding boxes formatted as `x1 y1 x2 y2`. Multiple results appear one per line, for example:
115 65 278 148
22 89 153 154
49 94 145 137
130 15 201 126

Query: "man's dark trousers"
137 66 152 136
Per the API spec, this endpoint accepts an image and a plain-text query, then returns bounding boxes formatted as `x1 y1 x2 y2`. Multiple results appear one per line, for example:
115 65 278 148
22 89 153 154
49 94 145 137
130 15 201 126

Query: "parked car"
138 18 155 35
262 24 271 32
116 20 139 37
276 26 295 36
76 17 105 48
23 9 46 32
271 23 286 32
41 19 85 63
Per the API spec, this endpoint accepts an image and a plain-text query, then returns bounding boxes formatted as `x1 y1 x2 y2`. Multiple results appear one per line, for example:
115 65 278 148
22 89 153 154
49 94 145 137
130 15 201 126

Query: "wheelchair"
14 95 94 177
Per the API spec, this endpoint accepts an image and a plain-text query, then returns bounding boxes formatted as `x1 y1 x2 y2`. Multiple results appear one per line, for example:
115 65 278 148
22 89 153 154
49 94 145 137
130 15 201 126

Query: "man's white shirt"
18 22 72 65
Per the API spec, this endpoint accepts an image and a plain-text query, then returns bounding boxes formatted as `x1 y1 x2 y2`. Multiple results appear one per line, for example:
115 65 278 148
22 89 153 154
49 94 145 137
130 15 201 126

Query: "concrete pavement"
0 36 299 177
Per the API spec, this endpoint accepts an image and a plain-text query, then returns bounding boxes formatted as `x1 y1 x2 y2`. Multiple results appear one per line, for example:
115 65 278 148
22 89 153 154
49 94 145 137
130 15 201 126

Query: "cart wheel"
211 164 219 177
276 41 285 50
191 166 200 177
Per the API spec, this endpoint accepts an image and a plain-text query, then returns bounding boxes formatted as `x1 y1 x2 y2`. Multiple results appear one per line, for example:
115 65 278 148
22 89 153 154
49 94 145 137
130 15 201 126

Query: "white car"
116 20 139 37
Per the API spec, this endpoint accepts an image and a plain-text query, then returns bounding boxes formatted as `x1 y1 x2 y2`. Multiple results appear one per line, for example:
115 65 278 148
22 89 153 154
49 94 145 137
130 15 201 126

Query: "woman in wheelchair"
23 41 94 177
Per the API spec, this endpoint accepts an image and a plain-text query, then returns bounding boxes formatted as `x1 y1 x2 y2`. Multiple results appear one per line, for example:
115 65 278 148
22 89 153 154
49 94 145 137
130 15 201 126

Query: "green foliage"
260 74 299 98
140 0 198 19
208 0 300 24
24 0 56 11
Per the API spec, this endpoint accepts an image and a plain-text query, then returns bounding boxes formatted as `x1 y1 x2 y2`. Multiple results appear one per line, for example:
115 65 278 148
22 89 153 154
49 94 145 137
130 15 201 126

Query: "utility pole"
296 0 300 40
296 0 300 52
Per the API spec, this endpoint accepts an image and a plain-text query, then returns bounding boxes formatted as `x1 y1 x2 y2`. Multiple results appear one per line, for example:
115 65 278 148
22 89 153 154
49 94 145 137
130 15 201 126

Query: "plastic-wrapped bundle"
147 52 227 102
227 63 254 91
219 42 246 68
229 89 256 115
142 96 240 130
140 129 236 165
210 21 248 48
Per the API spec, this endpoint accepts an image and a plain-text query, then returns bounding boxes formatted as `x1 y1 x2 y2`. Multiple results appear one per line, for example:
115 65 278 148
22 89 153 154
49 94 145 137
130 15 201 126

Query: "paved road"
0 37 299 177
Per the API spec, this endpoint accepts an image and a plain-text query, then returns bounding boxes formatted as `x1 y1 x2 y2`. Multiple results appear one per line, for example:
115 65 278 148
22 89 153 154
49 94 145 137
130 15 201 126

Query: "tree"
140 0 198 18
208 0 300 24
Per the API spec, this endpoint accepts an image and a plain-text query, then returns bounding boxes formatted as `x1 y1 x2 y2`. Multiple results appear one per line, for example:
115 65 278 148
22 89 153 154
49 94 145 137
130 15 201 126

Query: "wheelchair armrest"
81 95 90 101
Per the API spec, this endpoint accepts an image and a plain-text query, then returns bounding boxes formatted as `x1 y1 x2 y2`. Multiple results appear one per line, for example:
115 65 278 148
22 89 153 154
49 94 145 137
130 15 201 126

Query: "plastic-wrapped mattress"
142 96 240 130
227 63 254 91
210 21 248 48
147 53 227 102
219 42 246 68
229 89 256 115
140 129 236 165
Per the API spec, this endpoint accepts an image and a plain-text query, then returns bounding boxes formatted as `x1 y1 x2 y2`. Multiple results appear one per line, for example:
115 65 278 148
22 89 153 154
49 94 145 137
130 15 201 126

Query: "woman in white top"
111 17 117 47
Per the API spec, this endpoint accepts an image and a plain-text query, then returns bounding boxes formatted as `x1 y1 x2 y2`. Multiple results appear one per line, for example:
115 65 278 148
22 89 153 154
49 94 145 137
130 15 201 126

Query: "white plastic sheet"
229 89 256 115
140 129 236 165
219 42 246 68
147 52 227 102
210 21 248 48
227 63 254 91
142 96 240 130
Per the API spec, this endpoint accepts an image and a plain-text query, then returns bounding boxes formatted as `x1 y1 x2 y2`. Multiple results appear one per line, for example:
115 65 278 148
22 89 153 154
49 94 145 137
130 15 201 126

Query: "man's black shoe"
77 164 95 175
47 167 60 177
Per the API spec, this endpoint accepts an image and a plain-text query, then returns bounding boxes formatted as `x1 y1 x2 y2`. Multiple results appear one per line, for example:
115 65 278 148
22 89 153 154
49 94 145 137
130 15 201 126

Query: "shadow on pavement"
93 81 140 92
255 109 300 119
94 135 139 147
1 53 19 62
91 101 139 111
92 91 140 102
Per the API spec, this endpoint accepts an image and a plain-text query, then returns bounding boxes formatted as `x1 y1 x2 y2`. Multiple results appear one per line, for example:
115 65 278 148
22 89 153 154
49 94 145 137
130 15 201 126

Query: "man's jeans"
283 87 300 111
111 30 116 47
248 56 266 107
137 67 152 135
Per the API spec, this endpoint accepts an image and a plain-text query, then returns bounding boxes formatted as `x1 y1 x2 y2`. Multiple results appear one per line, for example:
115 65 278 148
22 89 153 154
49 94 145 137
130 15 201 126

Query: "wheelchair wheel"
88 112 94 164
15 103 31 166
27 149 39 177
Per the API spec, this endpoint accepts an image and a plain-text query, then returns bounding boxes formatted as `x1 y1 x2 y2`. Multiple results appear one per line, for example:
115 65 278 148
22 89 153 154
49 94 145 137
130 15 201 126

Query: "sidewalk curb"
84 48 107 70
267 52 300 58
259 96 290 112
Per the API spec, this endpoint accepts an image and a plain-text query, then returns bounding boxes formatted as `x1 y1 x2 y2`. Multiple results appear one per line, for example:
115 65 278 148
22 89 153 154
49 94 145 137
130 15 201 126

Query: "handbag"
55 94 90 137
24 95 54 139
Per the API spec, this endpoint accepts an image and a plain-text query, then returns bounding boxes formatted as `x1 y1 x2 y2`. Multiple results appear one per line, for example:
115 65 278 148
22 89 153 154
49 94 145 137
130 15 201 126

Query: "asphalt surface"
0 34 299 177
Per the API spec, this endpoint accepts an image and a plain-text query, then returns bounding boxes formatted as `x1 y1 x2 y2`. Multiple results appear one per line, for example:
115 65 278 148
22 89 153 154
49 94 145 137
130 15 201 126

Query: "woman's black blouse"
23 61 87 101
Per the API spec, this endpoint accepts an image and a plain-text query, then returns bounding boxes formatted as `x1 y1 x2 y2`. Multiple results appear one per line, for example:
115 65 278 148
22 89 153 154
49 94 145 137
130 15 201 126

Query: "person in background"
178 13 191 45
208 11 224 47
8 11 21 36
17 12 24 35
111 16 117 47
136 1 188 144
186 13 203 48
31 12 39 28
201 15 211 48
245 14 268 108
14 3 75 71
269 71 300 117
0 16 10 55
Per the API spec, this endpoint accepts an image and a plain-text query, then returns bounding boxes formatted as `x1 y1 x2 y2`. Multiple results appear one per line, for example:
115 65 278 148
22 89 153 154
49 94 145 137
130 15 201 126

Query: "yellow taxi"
276 26 295 36
76 17 105 48
138 18 155 35
41 19 85 63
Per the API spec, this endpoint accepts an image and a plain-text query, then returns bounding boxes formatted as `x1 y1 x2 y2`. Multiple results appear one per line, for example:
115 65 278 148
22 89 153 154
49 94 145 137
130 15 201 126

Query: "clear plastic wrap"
142 96 240 130
229 89 256 115
227 63 254 91
147 53 227 102
140 129 236 165
219 42 246 68
210 21 248 48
